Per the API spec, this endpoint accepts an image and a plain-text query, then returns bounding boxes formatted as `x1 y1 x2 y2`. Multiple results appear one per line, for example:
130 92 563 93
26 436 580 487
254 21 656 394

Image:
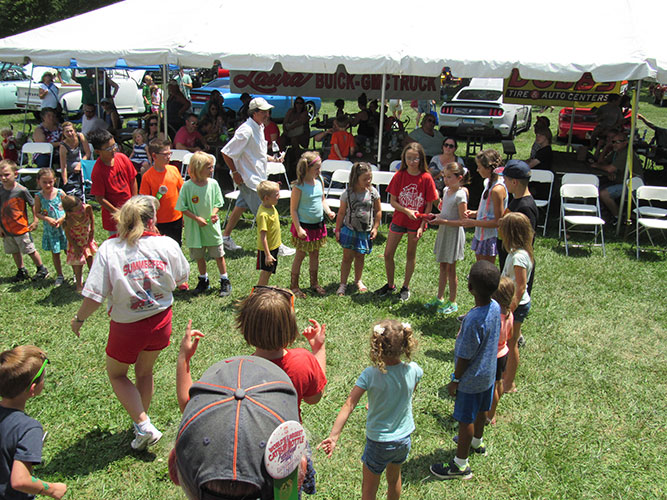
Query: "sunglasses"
443 143 456 149
30 358 49 386
250 286 295 310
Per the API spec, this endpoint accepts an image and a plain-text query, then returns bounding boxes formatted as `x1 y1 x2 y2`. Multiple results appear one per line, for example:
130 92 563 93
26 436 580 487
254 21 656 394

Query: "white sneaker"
223 235 242 251
278 243 296 256
54 276 65 286
131 422 162 451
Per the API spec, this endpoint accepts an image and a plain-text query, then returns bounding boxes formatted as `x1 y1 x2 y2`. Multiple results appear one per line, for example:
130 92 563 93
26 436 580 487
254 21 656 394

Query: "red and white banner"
230 64 440 100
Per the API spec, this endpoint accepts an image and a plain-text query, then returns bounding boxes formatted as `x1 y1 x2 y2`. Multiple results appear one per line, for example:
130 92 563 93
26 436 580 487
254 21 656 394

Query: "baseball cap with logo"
171 356 299 499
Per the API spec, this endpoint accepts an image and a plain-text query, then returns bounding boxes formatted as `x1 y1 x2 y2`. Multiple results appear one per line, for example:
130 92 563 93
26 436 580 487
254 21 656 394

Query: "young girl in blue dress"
34 168 67 286
289 151 336 298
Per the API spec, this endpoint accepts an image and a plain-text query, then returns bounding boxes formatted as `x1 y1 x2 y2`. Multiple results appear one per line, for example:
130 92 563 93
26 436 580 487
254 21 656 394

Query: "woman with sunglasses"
71 195 189 452
143 113 166 143
429 138 466 195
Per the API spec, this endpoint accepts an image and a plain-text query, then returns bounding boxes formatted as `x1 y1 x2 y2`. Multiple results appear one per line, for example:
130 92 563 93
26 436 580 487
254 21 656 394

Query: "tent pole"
162 65 168 137
566 108 575 152
616 80 639 236
22 65 35 134
94 68 100 117
377 74 386 165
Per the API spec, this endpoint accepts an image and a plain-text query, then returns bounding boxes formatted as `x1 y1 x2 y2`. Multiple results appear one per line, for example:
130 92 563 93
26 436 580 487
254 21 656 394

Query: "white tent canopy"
0 0 662 83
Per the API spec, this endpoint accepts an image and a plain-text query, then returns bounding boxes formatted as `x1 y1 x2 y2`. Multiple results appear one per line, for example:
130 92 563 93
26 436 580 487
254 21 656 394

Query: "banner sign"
230 63 440 100
503 69 627 107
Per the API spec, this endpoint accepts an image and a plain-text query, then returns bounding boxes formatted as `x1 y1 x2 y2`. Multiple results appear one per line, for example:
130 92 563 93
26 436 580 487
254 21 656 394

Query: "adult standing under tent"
221 97 295 255
175 68 192 100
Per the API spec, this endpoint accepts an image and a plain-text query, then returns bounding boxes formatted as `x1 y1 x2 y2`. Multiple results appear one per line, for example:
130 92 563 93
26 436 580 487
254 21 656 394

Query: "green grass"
1 85 666 499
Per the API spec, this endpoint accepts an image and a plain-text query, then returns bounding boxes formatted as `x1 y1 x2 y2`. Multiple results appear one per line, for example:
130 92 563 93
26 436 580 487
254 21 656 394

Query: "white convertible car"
438 78 532 139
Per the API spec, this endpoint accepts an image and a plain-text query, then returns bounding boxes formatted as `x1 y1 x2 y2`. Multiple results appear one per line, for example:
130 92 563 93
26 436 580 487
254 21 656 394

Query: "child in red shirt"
328 116 356 161
1 128 19 162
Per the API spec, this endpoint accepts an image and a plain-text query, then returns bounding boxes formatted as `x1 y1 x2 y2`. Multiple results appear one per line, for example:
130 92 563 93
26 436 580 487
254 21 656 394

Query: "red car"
557 107 631 141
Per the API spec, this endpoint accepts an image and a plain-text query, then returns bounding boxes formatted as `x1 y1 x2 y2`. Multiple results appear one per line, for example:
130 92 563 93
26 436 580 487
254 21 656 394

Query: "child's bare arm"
260 231 275 264
334 199 347 242
317 385 365 457
182 209 207 227
448 357 471 396
177 319 204 412
10 460 67 499
302 319 326 375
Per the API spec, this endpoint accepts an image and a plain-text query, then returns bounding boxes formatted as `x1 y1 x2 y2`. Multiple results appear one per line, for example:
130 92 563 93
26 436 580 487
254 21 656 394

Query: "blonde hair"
114 195 159 245
0 345 47 398
132 128 147 141
370 320 417 373
0 159 19 172
498 212 534 263
187 152 215 182
257 180 280 200
293 151 321 186
0 127 12 137
492 277 516 314
236 288 298 351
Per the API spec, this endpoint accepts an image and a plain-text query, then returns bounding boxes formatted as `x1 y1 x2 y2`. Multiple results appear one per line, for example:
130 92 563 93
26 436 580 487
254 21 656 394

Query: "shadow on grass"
36 284 85 306
40 428 156 477
223 248 256 260
550 242 602 258
423 349 454 364
625 246 667 261
401 448 457 484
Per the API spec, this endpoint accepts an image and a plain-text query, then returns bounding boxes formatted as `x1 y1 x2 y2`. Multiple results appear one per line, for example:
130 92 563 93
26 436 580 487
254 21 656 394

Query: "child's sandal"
356 280 368 293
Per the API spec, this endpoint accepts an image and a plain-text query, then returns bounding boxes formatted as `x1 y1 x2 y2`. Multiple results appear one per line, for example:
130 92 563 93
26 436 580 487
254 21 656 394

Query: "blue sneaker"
430 459 472 480
425 297 446 309
438 301 458 315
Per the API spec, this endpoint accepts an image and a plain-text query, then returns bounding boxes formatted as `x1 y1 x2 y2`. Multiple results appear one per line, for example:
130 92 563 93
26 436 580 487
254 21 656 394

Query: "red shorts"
106 307 172 364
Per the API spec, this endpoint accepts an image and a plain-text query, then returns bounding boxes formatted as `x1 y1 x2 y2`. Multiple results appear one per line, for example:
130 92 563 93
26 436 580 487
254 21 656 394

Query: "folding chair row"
635 185 667 259
560 183 606 257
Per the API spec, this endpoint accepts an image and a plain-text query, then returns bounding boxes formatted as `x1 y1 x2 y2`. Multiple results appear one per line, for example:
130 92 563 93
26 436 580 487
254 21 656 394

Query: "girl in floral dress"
62 194 98 292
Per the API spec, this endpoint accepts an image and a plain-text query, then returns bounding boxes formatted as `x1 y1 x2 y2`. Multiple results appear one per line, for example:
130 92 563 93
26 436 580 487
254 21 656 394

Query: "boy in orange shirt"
140 139 185 246
326 117 356 161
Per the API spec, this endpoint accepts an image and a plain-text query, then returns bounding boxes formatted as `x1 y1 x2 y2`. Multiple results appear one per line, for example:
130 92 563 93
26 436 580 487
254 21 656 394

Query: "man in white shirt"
221 98 294 255
81 104 108 137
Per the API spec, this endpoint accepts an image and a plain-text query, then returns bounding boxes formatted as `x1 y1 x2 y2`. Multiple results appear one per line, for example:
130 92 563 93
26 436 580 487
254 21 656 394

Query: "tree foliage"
0 0 122 38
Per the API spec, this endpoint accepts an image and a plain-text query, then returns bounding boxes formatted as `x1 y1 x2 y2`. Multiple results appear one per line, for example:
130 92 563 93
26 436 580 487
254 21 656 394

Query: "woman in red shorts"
71 195 189 450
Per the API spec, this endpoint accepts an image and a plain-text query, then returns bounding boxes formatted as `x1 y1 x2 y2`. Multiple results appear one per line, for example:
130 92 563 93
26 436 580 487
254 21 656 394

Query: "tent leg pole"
95 68 100 117
22 65 35 134
377 74 386 166
616 80 640 237
162 65 168 138
567 108 575 152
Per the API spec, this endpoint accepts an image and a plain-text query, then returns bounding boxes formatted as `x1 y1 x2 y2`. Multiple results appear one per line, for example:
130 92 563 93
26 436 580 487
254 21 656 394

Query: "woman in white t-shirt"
38 71 60 110
71 195 189 451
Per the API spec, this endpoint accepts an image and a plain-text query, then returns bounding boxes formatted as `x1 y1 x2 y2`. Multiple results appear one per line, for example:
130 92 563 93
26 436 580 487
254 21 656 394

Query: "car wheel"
305 101 317 121
507 118 517 140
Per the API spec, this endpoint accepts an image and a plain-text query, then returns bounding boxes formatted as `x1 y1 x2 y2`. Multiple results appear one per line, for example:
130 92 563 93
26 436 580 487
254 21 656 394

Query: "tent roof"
0 0 662 82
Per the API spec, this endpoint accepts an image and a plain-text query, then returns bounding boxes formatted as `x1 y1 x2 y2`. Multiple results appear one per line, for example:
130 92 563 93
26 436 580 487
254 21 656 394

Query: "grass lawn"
0 85 666 499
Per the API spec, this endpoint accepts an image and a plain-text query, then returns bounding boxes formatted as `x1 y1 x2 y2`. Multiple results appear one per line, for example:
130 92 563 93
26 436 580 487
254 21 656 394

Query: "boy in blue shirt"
430 260 500 480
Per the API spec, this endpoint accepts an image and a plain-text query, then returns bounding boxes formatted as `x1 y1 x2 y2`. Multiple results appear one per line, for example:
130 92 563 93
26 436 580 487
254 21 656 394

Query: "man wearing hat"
172 344 306 499
221 97 295 255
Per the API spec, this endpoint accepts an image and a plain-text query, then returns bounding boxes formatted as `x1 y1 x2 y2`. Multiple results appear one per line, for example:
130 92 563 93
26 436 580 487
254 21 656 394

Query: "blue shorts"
514 301 531 323
236 184 262 215
361 435 411 475
453 385 493 424
389 222 417 234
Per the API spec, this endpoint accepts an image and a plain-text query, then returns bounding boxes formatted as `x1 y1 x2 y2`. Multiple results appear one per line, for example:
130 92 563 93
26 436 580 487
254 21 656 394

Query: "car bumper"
438 114 512 137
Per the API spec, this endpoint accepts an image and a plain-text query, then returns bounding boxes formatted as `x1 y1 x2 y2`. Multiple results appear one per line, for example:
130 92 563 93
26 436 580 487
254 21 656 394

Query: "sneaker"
278 243 296 257
219 277 232 297
130 423 162 451
374 283 396 296
193 276 210 295
425 297 446 309
518 334 526 348
54 275 65 287
178 282 189 291
12 267 29 282
33 266 49 280
399 286 410 301
452 435 487 455
438 301 459 315
223 235 242 251
336 283 347 296
430 460 473 480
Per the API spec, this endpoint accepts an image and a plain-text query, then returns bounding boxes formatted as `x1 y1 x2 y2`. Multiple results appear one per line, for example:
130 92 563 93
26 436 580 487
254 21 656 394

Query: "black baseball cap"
501 160 531 179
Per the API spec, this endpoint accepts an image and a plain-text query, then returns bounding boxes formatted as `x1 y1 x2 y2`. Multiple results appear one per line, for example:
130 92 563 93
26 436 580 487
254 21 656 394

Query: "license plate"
463 118 476 124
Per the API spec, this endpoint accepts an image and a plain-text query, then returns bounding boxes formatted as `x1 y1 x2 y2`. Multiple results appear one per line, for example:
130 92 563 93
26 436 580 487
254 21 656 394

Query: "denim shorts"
361 435 411 475
389 222 417 234
514 301 531 323
453 385 493 424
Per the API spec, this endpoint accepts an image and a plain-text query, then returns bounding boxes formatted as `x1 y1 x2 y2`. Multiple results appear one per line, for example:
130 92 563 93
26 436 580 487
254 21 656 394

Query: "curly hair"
369 319 417 373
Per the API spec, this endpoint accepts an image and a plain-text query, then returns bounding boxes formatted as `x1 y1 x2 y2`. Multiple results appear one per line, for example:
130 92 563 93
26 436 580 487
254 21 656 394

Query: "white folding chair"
266 161 292 201
171 149 190 177
324 169 350 211
635 186 667 259
559 173 600 237
560 184 606 256
372 170 396 222
389 160 401 172
18 142 53 191
321 159 353 198
529 169 554 236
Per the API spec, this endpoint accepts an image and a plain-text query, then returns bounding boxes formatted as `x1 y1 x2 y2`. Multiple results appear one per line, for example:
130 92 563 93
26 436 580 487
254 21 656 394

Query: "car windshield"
457 89 502 101
206 78 230 89
0 64 29 82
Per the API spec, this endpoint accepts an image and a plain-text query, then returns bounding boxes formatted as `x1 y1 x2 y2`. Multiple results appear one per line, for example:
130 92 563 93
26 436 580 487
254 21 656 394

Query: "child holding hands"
290 151 335 297
255 180 282 286
319 320 421 500
335 162 381 295
34 168 67 286
0 345 67 499
430 261 500 480
425 162 469 314
175 151 231 297
61 194 97 292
